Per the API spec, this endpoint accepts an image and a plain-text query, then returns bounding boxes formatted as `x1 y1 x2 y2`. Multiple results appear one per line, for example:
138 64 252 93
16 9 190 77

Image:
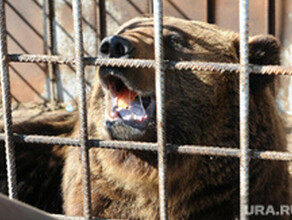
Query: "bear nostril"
100 41 110 55
99 35 134 58
113 42 125 57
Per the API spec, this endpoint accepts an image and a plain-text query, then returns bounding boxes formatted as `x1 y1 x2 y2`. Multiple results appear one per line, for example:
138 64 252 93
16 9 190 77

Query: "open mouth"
103 75 156 130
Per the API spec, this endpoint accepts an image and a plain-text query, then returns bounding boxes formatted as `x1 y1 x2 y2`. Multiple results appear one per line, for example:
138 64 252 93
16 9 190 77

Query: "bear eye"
165 34 183 50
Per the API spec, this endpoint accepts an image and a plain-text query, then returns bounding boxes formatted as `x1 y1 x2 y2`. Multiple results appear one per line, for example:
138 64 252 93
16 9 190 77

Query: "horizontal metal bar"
1 133 292 161
0 133 81 146
8 54 155 68
51 214 109 220
7 54 292 75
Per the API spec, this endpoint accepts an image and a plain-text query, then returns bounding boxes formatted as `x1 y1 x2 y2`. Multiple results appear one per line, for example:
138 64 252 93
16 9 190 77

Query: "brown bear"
0 16 289 219
62 17 289 219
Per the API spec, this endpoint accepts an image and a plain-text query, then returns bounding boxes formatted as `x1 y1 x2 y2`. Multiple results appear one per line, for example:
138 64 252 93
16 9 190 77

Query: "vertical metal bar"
42 0 48 93
91 0 98 53
0 0 17 199
207 0 215 24
266 0 276 97
99 0 106 42
147 0 153 15
239 0 250 219
72 0 92 218
266 0 275 35
153 0 168 219
47 0 57 106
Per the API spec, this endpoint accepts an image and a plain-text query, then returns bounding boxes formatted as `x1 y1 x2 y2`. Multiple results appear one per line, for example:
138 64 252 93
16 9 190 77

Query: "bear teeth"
107 93 155 129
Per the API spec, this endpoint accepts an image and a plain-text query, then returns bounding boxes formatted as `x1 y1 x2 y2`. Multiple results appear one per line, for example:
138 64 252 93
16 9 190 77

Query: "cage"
1 0 292 219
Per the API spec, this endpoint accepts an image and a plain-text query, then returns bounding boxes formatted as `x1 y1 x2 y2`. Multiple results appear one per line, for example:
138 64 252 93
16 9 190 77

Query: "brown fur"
62 17 289 219
0 112 76 212
0 17 289 219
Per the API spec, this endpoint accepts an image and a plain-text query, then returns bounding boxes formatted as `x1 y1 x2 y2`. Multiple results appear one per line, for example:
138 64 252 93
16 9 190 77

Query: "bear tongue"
119 102 148 124
110 86 149 125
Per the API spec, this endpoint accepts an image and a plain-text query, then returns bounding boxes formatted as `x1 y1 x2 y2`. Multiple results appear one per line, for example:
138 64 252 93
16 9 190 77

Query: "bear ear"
248 35 280 65
233 35 280 94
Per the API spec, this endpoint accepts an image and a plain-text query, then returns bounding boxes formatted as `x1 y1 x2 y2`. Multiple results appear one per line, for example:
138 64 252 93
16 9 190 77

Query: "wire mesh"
0 0 291 220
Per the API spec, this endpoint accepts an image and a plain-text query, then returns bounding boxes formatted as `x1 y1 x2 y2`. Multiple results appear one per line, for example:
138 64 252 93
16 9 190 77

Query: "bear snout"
99 35 135 58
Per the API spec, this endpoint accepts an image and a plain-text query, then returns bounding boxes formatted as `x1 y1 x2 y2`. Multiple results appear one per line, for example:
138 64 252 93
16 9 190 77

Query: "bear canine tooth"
138 95 146 114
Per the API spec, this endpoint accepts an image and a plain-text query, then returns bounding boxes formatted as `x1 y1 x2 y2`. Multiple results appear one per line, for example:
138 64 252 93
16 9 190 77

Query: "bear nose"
99 36 135 58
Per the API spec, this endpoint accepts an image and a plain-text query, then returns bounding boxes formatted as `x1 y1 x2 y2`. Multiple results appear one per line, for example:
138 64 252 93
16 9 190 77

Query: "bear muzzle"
101 73 156 132
99 35 135 58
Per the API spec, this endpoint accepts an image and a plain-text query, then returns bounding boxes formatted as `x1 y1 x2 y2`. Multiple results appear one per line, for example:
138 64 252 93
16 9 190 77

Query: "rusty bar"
0 0 17 199
52 214 106 220
72 0 92 218
7 54 292 76
98 0 106 41
206 0 215 23
0 133 81 146
42 0 50 100
147 0 153 15
0 133 292 161
265 0 276 96
239 0 250 219
47 0 57 106
266 0 275 35
153 0 168 219
91 0 99 55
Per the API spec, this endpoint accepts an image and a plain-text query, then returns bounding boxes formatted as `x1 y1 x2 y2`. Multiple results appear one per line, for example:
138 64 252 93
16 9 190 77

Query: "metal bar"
42 0 49 98
72 0 92 218
7 54 292 75
0 133 292 161
47 0 57 106
266 0 275 35
0 0 17 199
147 0 153 15
52 214 106 220
98 0 106 42
239 0 250 219
153 0 168 219
206 0 215 23
266 0 276 96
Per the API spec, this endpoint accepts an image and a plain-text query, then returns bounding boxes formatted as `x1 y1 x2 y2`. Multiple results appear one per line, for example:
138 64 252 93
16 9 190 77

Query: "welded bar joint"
239 0 250 219
72 0 92 218
0 0 18 199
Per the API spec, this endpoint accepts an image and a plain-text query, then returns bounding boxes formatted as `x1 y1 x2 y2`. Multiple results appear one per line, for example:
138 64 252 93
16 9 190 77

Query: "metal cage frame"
1 0 292 220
